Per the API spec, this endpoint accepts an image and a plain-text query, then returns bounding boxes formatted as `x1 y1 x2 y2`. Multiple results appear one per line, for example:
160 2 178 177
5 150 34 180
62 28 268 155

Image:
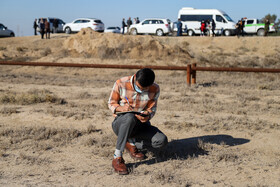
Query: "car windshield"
94 20 103 24
223 14 234 22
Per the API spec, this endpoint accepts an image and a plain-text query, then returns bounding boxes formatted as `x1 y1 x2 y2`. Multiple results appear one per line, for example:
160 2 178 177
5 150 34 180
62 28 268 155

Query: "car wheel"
224 30 231 36
65 27 71 34
10 33 15 37
188 30 194 36
257 29 265 36
131 28 137 35
156 29 164 36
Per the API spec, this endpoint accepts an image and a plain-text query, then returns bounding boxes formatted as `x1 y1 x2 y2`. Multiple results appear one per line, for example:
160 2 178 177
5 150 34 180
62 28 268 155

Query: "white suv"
129 18 172 36
63 18 104 34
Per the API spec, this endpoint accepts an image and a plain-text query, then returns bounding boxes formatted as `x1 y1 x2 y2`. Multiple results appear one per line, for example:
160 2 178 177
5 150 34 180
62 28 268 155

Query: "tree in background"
261 14 279 31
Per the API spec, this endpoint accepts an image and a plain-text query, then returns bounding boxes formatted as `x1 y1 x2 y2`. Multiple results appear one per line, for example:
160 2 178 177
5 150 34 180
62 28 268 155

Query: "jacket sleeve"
108 81 120 114
145 86 160 119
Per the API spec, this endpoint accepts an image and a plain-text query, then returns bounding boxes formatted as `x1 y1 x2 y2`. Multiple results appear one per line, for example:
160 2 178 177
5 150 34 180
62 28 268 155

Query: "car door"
0 24 9 37
138 20 149 33
58 19 65 32
72 19 83 32
215 15 226 34
244 20 255 34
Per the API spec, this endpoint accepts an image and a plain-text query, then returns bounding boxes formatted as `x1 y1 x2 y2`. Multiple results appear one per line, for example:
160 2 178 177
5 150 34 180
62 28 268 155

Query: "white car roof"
74 18 100 20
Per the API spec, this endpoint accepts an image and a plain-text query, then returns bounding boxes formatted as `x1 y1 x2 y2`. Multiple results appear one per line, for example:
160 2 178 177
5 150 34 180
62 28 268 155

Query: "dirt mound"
64 28 193 62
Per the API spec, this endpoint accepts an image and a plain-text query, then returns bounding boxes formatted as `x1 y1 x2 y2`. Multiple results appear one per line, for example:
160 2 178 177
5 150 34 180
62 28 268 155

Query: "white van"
178 7 236 36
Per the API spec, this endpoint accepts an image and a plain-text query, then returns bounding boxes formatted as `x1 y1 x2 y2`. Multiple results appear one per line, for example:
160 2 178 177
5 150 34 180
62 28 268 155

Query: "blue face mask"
134 82 143 94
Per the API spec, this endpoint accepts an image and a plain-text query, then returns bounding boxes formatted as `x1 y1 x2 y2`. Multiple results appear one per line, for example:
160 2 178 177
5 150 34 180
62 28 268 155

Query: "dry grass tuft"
0 47 6 51
0 107 20 115
40 47 52 56
0 89 64 105
150 168 183 185
0 124 101 151
16 46 28 52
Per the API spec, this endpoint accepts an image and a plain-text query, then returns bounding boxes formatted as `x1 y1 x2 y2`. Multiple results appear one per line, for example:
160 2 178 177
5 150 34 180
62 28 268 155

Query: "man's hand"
135 111 150 123
116 104 133 112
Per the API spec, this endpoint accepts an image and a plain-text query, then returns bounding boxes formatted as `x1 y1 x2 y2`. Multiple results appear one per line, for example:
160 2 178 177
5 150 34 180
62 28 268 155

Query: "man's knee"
119 113 137 129
151 132 168 149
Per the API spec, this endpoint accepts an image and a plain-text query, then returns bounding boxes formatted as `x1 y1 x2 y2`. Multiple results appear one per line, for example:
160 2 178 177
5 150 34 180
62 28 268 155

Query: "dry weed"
0 125 100 151
150 168 183 185
40 47 51 56
0 107 20 115
0 89 64 105
16 46 28 52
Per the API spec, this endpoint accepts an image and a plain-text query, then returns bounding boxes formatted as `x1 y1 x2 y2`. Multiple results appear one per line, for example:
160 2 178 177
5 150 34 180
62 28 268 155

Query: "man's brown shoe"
125 142 145 160
112 157 128 175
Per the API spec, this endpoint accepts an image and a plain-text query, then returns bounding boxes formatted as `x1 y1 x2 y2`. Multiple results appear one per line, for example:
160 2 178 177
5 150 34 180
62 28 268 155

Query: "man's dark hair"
135 68 155 87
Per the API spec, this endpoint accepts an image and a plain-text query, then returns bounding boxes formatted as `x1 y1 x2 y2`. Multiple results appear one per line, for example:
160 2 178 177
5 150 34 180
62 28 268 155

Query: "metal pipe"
0 61 188 71
193 66 280 73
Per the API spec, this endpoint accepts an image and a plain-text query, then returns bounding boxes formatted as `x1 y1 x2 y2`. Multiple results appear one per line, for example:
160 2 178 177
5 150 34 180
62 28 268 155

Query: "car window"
82 20 90 23
158 20 164 24
94 20 103 24
181 15 212 22
58 20 65 24
74 20 82 23
0 24 4 30
247 20 254 24
216 15 226 23
142 20 150 25
151 20 158 24
49 19 54 23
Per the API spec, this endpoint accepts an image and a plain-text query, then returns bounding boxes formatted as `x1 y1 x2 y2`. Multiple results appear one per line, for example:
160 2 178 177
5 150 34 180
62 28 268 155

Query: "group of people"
235 18 246 37
177 18 217 37
200 19 216 37
33 18 59 39
122 17 140 34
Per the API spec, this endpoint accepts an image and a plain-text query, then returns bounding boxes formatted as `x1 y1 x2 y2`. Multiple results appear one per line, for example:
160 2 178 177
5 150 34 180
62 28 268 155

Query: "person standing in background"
264 19 270 36
45 20 50 39
33 19 38 35
39 18 45 39
53 18 58 33
122 18 126 35
126 17 132 34
177 18 182 36
211 19 216 37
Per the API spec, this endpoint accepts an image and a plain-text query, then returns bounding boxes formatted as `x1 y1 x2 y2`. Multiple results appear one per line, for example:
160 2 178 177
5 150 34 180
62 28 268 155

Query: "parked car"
178 7 236 36
243 18 276 36
63 18 104 34
36 17 65 33
0 23 15 37
129 18 172 36
105 27 121 33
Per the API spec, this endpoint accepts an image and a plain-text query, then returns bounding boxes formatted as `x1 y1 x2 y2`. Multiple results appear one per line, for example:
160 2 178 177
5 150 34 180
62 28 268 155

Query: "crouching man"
108 68 168 175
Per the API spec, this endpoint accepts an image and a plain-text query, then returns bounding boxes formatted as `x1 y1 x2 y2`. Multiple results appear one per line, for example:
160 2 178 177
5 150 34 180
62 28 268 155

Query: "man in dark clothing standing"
53 19 59 33
264 19 270 36
177 18 182 36
241 18 245 36
122 18 127 35
127 17 132 34
33 19 38 35
39 18 45 39
211 19 216 37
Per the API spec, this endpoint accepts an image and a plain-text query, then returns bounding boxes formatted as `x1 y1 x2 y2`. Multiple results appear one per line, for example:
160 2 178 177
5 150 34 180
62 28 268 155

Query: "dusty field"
0 31 280 186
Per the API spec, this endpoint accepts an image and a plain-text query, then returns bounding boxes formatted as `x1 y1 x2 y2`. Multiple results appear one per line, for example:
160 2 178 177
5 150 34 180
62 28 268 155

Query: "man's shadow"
127 134 250 169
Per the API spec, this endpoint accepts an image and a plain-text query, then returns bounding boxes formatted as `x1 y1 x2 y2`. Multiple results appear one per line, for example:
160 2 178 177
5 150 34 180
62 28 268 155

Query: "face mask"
134 82 143 94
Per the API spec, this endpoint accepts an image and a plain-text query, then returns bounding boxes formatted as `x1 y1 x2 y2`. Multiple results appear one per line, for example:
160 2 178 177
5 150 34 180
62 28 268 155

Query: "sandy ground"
0 31 280 186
